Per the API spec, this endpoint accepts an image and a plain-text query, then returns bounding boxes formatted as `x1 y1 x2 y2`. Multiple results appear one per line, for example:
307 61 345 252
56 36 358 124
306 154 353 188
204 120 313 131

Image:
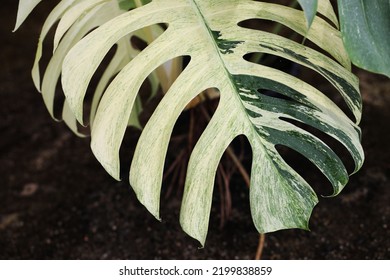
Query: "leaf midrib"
189 1 235 84
189 0 292 188
189 0 255 133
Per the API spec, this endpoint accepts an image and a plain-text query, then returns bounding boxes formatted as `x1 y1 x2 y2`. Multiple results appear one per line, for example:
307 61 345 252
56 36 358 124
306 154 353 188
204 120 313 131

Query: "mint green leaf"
297 0 318 29
338 0 390 77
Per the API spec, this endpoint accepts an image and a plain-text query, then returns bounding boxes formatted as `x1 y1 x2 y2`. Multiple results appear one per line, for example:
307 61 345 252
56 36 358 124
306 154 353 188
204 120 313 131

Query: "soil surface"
1 1 389 259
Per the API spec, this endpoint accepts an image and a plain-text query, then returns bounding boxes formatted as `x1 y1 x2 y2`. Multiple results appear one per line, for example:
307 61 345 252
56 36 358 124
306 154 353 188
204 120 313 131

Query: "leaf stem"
255 233 266 260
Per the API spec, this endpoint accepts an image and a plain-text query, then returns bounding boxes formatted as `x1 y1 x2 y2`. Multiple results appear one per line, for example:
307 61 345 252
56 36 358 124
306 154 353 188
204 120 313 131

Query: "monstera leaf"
17 0 364 246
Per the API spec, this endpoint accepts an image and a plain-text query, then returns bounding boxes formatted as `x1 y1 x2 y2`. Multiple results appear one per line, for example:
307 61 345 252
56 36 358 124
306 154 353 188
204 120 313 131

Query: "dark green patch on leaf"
262 126 348 192
212 30 244 54
232 74 358 193
233 74 316 110
259 43 362 118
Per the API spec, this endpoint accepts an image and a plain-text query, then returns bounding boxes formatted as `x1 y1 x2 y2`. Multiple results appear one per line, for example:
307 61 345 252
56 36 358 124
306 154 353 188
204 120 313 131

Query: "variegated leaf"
60 0 364 246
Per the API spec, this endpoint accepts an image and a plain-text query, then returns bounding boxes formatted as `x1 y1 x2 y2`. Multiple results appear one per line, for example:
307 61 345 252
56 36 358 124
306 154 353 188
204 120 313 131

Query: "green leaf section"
297 0 318 29
117 0 151 11
60 0 363 246
338 0 390 77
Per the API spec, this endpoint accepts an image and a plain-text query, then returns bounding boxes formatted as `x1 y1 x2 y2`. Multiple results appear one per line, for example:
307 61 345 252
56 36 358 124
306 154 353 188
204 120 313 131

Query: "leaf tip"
179 216 207 248
14 0 43 32
145 207 161 222
144 205 161 222
321 180 347 198
90 141 121 181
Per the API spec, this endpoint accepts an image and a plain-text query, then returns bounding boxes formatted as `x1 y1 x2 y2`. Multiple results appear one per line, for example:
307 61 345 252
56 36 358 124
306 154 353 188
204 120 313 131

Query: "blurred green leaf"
297 0 318 29
339 0 390 77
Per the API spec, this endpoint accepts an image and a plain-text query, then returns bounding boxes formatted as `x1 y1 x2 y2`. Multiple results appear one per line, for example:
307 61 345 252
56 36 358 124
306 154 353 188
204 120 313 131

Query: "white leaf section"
14 0 43 31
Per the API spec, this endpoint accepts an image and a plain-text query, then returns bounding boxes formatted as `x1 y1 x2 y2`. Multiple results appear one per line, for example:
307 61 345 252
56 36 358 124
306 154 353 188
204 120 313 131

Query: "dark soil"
1 0 389 259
